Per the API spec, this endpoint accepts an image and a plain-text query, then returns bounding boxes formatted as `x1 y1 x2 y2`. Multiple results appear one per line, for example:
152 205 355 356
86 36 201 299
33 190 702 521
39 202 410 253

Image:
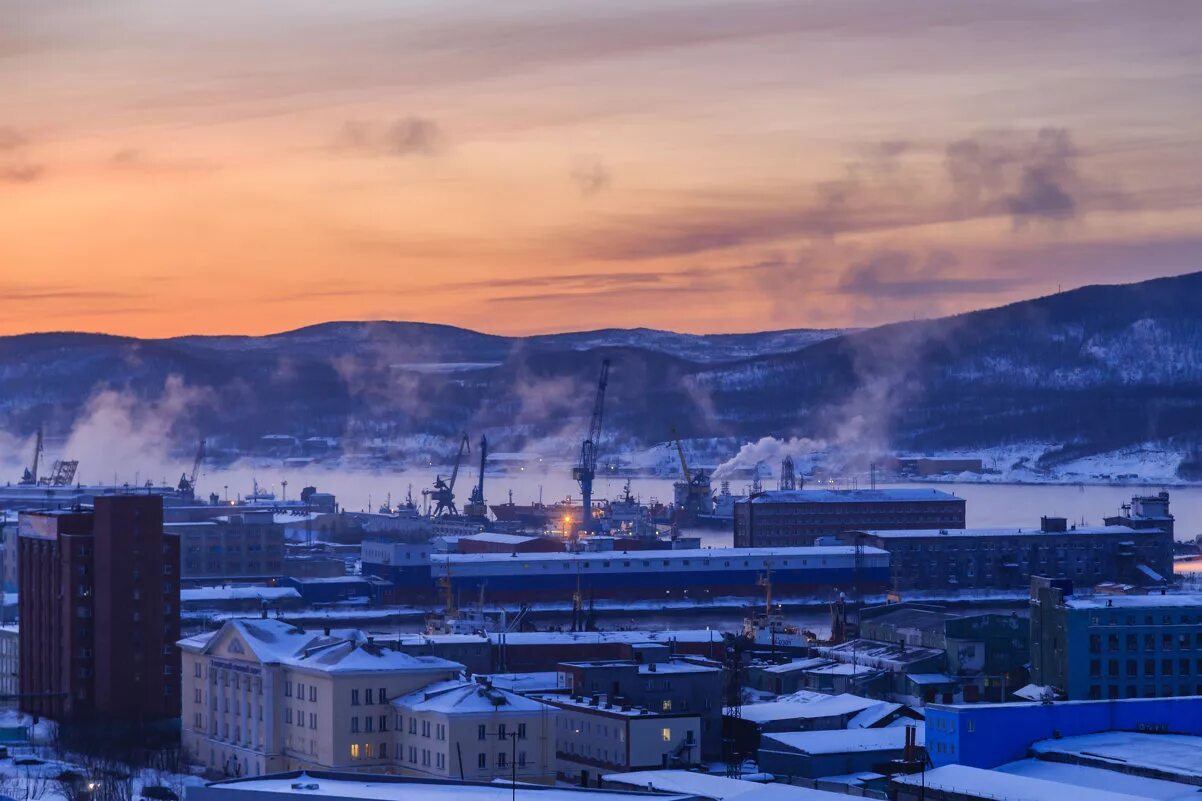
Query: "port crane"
177 438 206 496
572 359 611 535
671 428 713 517
463 435 489 520
426 433 470 516
19 427 43 486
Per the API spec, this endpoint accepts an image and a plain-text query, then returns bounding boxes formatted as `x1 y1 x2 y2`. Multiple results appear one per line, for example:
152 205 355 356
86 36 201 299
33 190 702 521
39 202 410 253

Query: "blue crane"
572 359 611 535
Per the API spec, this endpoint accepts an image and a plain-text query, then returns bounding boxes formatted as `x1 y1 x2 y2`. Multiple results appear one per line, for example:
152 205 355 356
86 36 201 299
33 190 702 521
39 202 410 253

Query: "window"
286 709 293 725
379 686 386 703
478 753 486 769
350 744 360 759
518 751 526 767
365 717 374 733
351 717 359 733
365 688 374 705
285 682 293 698
518 723 527 740
498 723 507 739
351 689 360 705
297 682 305 699
380 714 389 732
661 727 671 742
497 752 507 768
662 700 672 712
478 724 486 741
310 713 317 729
309 686 317 702
380 742 387 758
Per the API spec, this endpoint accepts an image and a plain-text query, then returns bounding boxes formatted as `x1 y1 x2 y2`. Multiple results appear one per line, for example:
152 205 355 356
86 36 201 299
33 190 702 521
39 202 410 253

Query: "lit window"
662 700 672 712
350 744 360 759
661 727 671 742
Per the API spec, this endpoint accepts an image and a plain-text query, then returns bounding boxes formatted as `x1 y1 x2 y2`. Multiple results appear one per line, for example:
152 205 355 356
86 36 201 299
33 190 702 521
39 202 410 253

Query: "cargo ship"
429 545 889 603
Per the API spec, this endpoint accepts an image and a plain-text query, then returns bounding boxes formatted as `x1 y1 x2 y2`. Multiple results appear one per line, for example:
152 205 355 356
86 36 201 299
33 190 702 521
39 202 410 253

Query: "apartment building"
172 511 285 583
1030 578 1202 700
391 677 558 784
178 618 461 778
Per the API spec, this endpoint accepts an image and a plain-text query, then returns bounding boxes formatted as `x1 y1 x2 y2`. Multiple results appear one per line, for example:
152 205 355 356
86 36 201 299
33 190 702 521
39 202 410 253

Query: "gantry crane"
178 438 206 496
426 433 470 516
464 435 489 520
572 359 611 535
19 427 43 486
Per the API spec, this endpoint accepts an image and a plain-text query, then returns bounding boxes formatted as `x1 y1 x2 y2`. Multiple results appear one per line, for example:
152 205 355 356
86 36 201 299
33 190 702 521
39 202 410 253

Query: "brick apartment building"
19 494 180 723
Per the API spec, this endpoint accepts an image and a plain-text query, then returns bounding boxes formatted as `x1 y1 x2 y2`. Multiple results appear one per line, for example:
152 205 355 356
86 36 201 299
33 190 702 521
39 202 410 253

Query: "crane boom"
447 433 470 492
673 429 691 482
572 359 611 534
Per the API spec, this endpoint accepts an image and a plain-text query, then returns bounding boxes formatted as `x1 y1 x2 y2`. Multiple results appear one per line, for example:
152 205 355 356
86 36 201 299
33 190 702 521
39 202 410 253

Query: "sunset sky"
3 0 1202 337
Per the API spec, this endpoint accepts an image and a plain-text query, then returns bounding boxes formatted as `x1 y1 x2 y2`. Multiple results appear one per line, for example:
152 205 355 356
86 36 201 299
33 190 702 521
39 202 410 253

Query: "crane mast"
572 359 611 535
426 433 470 516
20 427 44 486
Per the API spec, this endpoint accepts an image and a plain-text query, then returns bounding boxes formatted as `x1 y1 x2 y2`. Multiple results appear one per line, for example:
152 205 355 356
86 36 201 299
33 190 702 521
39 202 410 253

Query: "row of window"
1089 658 1202 678
1089 633 1202 652
1088 612 1202 626
350 715 390 734
1088 684 1202 699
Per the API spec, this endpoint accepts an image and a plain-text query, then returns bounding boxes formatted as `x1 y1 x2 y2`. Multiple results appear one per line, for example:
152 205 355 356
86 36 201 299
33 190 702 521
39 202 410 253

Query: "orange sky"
3 0 1202 337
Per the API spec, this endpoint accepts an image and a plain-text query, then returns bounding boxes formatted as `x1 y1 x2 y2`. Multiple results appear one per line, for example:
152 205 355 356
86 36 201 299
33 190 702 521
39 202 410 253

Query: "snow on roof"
1030 731 1202 779
738 694 880 724
481 672 562 693
602 771 842 800
906 673 955 685
203 773 695 801
748 489 961 504
443 546 885 564
762 725 922 755
847 702 903 729
1062 593 1202 609
759 658 832 675
893 764 1152 801
804 663 878 676
487 629 723 646
393 679 558 715
289 640 460 675
181 587 301 603
996 759 1201 801
858 525 1150 539
460 532 543 545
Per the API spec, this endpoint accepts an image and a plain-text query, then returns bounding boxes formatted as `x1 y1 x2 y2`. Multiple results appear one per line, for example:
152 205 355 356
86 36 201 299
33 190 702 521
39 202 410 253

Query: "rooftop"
197 772 695 801
1061 592 1202 610
892 764 1152 801
441 546 885 564
762 725 923 755
737 694 881 724
1030 731 1202 780
997 759 1201 801
747 489 962 504
856 525 1149 539
394 679 558 715
601 771 843 800
486 630 725 647
531 693 695 719
459 532 548 545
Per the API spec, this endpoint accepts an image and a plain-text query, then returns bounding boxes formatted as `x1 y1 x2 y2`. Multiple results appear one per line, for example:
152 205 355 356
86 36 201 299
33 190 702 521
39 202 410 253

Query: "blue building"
924 695 1202 768
1030 578 1202 700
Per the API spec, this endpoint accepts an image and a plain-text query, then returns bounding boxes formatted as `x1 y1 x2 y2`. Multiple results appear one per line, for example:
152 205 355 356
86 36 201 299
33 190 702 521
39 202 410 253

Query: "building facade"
178 618 462 778
391 678 558 784
1029 579 1202 701
734 489 965 548
173 512 285 583
850 521 1173 593
531 693 702 787
18 495 180 723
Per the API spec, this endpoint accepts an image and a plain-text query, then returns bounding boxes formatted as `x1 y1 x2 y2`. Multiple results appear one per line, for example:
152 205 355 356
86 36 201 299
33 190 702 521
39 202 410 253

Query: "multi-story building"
531 693 701 787
391 677 558 784
1 513 16 592
178 618 462 778
0 624 18 700
18 495 180 723
173 511 286 584
849 520 1173 593
734 489 965 548
1029 578 1202 700
555 649 724 759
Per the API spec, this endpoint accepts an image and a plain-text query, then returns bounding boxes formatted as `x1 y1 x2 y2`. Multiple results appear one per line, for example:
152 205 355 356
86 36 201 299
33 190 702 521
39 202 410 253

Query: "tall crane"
19 427 43 486
426 433 470 516
572 359 611 535
178 438 206 496
671 428 713 518
464 435 489 520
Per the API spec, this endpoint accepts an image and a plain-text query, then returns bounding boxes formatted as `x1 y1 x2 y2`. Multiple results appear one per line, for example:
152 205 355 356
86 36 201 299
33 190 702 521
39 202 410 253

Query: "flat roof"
747 489 962 504
857 525 1149 539
200 772 695 801
763 725 922 755
737 694 880 724
996 759 1200 801
893 764 1150 801
602 771 841 800
1063 593 1202 610
1030 731 1202 780
442 546 885 564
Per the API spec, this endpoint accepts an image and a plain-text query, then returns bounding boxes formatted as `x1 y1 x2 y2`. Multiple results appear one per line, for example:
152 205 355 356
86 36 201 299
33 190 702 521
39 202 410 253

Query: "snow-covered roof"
857 525 1149 539
762 725 922 755
394 679 558 715
289 640 460 675
486 629 723 646
747 489 961 504
892 764 1152 801
758 658 832 675
1029 731 1202 780
443 546 884 564
1062 593 1202 610
996 759 1201 801
481 672 562 693
847 702 903 729
737 694 880 724
459 532 545 545
602 770 842 800
906 673 955 685
181 587 301 603
201 773 695 801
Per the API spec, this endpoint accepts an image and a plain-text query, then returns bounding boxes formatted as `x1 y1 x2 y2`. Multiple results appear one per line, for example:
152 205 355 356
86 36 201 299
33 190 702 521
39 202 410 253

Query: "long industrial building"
733 489 965 547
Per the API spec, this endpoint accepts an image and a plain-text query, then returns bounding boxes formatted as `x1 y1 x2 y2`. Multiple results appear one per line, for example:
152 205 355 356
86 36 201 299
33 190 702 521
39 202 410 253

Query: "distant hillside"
2 272 1201 470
